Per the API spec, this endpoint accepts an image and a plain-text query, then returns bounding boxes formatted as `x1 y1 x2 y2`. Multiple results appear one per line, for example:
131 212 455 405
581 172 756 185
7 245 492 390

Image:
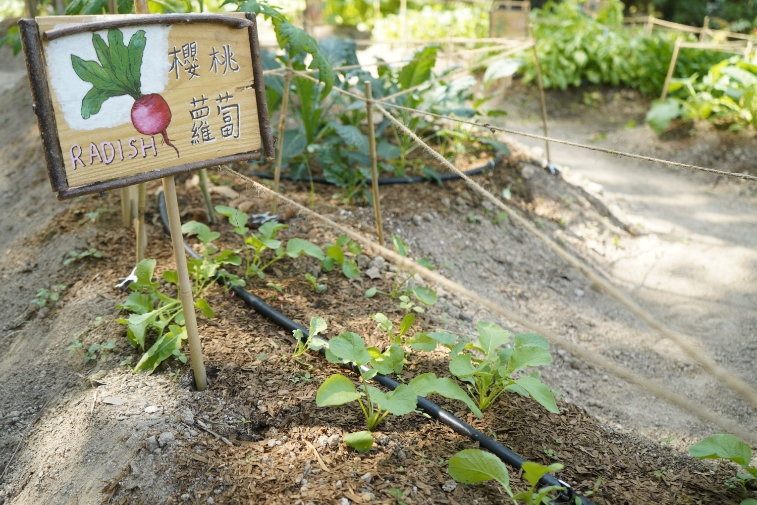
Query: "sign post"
18 12 274 389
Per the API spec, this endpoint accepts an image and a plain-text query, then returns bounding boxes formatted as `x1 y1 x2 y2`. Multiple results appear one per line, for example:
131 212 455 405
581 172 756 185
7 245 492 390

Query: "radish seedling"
71 29 180 156
316 330 480 451
438 322 559 413
689 434 757 499
291 316 328 359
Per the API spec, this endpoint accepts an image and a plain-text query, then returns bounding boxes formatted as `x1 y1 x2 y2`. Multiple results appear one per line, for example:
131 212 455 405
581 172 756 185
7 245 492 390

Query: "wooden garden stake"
661 38 681 100
25 0 38 19
529 24 551 163
162 176 207 391
134 0 149 261
198 168 217 223
272 62 293 214
645 14 654 36
121 187 131 227
364 80 385 246
700 16 709 42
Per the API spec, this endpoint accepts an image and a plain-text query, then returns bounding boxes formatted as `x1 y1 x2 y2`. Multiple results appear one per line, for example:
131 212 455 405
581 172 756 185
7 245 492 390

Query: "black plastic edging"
157 191 594 505
246 153 503 186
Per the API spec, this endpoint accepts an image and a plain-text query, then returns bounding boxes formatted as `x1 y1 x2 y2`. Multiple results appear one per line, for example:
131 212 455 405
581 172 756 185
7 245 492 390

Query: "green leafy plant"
321 234 361 279
117 259 208 374
439 322 558 413
292 316 328 359
305 273 326 293
32 284 66 308
689 434 757 500
315 331 480 451
181 219 244 291
67 338 116 364
63 248 103 266
84 207 115 222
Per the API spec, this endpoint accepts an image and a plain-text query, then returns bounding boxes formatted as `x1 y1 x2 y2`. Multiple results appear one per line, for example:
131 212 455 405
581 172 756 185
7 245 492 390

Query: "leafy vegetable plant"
291 316 328 359
437 322 558 413
118 259 208 373
63 248 103 266
316 330 480 451
32 284 66 308
305 273 326 293
448 450 565 505
321 234 361 279
689 434 757 500
181 220 244 293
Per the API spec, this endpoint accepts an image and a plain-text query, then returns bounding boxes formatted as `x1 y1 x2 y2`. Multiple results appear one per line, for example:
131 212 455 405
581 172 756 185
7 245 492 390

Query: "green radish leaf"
161 269 177 285
689 434 753 468
126 30 146 97
181 221 220 244
309 316 327 337
71 55 122 94
134 325 186 373
125 311 157 350
412 286 437 306
80 84 117 119
316 374 362 406
342 259 360 279
448 449 510 491
372 313 392 333
215 205 249 233
399 314 415 336
326 244 344 265
477 321 511 355
119 291 154 315
409 373 482 418
514 332 549 349
407 332 437 352
344 431 373 453
646 99 681 136
364 287 377 298
367 384 417 416
428 331 457 347
507 346 552 372
392 234 408 257
286 238 325 260
328 332 371 365
134 259 157 287
369 344 405 376
513 376 559 414
195 298 215 318
521 461 563 487
107 29 139 96
259 221 287 239
449 353 477 378
321 257 336 272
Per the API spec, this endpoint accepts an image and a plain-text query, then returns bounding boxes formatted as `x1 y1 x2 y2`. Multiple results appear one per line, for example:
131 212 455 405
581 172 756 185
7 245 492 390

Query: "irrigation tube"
157 192 593 505
246 153 503 186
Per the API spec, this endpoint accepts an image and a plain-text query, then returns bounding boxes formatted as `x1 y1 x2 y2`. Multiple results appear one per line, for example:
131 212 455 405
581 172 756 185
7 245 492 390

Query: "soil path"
499 107 757 446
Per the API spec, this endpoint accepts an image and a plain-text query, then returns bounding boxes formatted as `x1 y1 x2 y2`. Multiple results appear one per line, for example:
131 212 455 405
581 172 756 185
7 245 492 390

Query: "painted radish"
71 29 180 157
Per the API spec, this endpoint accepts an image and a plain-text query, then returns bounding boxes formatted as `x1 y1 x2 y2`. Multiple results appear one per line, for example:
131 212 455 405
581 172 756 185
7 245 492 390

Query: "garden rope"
221 165 757 446
375 104 757 414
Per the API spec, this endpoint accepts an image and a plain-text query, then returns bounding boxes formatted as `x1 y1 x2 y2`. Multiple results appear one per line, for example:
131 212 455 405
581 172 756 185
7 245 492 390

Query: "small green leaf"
521 461 563 487
477 322 511 355
514 333 549 349
646 98 682 136
316 374 362 407
369 343 405 375
399 314 415 336
134 326 186 374
344 431 373 453
409 373 482 418
367 384 417 416
373 313 393 333
326 244 345 265
162 270 178 285
120 291 154 315
364 287 378 298
181 221 221 244
286 238 325 260
342 259 360 279
449 354 477 378
407 332 437 352
412 286 437 306
428 332 457 347
309 316 327 337
134 259 156 287
392 235 408 257
448 449 510 491
328 332 371 365
195 298 215 318
689 434 753 468
513 376 559 414
508 346 552 372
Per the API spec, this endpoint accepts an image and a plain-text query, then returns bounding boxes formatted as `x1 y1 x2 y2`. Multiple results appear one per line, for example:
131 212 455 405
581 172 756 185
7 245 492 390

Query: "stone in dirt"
368 256 385 272
158 431 175 447
365 267 382 280
357 255 370 269
360 473 371 483
102 396 126 406
180 409 194 425
146 435 159 453
144 406 160 414
442 480 457 492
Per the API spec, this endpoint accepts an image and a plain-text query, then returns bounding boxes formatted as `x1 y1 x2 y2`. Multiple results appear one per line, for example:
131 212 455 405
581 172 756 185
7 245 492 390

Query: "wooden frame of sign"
18 13 274 200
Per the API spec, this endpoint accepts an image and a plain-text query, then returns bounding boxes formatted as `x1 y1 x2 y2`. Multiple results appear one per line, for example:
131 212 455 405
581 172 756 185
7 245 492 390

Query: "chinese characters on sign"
189 91 241 145
169 43 240 81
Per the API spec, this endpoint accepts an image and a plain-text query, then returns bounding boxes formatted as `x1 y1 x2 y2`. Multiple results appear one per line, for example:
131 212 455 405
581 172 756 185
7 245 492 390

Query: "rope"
375 102 757 182
374 103 757 414
220 165 757 446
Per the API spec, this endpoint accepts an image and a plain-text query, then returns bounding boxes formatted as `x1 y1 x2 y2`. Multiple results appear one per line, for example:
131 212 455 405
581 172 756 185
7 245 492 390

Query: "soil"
0 37 756 505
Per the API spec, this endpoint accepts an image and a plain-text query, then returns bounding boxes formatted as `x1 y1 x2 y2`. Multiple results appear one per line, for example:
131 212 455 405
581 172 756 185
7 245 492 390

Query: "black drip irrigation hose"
157 191 594 505
246 153 503 186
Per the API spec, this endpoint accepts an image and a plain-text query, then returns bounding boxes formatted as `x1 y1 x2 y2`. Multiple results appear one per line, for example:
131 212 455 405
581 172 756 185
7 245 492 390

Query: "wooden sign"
490 0 530 39
18 13 274 199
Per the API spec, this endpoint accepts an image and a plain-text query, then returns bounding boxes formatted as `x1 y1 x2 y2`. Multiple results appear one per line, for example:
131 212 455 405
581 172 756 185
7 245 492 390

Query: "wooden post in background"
529 24 551 163
645 14 654 36
162 177 207 391
134 0 149 261
24 0 38 18
700 16 709 42
661 38 681 100
272 63 293 214
364 80 385 246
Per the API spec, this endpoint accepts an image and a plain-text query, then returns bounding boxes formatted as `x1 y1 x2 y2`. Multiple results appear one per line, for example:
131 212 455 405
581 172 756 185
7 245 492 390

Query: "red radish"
131 94 179 157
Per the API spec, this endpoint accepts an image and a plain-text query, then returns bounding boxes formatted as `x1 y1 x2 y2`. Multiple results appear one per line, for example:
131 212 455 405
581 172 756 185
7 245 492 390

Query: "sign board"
490 0 530 39
19 13 274 199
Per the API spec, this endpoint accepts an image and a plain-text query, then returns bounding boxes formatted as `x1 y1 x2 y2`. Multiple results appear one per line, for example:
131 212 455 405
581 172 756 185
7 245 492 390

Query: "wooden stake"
121 187 131 227
198 168 216 223
529 25 551 163
25 0 38 18
272 63 293 214
162 177 207 391
660 38 681 101
700 16 709 42
364 81 385 247
645 14 654 36
136 183 146 261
